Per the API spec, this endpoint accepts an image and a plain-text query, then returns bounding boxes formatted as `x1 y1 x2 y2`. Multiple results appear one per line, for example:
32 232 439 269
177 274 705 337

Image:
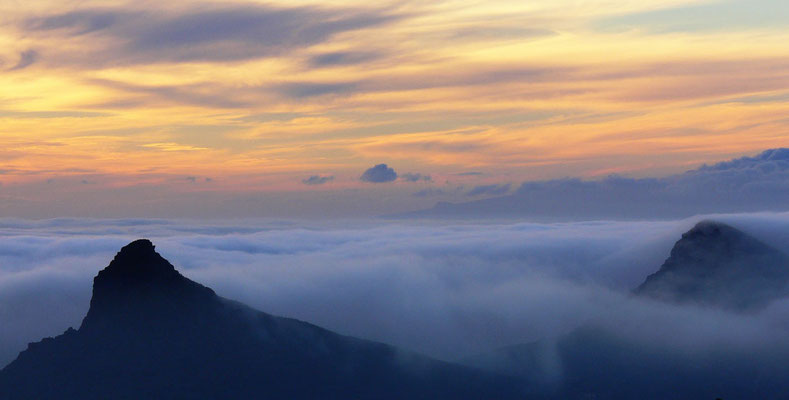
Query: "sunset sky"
2 0 789 217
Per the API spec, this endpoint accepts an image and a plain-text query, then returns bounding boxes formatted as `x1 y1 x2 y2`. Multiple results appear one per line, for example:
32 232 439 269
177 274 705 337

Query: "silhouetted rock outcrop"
0 240 521 399
635 221 789 311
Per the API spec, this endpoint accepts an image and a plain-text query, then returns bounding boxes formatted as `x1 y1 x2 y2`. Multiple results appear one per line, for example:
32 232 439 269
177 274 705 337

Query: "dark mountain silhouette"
635 220 789 311
461 221 789 399
0 239 522 399
462 326 789 400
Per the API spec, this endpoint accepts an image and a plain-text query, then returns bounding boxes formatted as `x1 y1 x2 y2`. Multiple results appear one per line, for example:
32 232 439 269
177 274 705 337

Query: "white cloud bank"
2 214 789 376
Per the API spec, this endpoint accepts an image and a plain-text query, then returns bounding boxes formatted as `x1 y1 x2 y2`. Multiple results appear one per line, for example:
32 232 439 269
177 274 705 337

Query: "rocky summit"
635 220 789 311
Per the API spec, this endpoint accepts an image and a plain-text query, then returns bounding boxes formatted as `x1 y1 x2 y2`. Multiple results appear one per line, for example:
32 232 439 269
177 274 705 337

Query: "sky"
2 0 789 217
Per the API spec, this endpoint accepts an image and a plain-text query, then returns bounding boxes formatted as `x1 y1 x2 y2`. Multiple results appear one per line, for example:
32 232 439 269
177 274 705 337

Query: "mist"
3 214 789 388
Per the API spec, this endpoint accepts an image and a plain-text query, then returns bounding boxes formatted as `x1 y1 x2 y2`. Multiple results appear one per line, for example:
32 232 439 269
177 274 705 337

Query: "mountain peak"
1 239 522 400
117 238 156 256
80 239 215 331
102 238 174 278
635 220 789 311
682 220 743 240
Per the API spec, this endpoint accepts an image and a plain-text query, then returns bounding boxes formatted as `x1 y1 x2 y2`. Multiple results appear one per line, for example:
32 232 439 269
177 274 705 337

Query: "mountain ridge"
635 220 789 311
0 239 522 400
459 220 789 398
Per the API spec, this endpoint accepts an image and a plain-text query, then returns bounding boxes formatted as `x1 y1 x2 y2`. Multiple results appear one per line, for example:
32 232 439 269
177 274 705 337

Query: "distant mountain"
635 220 789 311
0 240 521 399
461 221 789 399
395 148 789 220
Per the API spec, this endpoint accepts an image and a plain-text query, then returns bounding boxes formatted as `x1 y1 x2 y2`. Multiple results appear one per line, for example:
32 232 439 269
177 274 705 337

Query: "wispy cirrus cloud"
307 51 382 68
8 50 38 71
22 4 401 65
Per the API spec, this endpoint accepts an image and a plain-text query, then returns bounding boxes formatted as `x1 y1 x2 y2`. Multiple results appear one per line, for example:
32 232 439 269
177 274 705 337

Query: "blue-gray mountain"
462 220 789 399
0 240 521 399
635 220 789 311
400 148 789 220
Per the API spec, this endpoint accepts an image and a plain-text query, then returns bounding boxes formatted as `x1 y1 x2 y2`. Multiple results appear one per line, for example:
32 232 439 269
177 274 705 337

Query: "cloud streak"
302 175 334 185
8 50 38 71
467 183 511 196
401 172 431 182
23 5 399 65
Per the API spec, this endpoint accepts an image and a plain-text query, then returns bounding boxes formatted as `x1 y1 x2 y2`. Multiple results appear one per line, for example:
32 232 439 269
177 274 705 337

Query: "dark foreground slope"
635 220 789 311
463 326 789 400
0 240 521 400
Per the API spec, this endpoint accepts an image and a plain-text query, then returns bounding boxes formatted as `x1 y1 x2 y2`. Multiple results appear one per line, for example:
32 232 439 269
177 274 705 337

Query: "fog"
2 214 789 381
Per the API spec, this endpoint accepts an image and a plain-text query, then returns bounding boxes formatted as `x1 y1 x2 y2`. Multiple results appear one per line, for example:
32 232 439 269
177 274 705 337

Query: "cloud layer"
413 149 789 219
3 213 789 384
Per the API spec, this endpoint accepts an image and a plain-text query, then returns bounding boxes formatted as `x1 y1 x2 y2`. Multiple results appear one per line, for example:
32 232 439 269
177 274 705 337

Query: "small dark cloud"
205 177 213 183
302 175 334 185
467 183 511 196
185 176 197 183
80 179 96 185
360 164 397 183
308 51 380 67
9 50 38 71
401 173 432 182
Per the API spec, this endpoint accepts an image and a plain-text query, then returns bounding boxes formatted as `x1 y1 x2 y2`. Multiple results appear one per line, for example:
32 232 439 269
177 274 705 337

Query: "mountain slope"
0 240 522 400
462 326 789 400
459 221 789 399
635 220 789 311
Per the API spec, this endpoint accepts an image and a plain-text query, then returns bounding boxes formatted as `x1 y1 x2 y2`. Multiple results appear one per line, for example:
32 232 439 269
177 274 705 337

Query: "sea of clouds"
3 214 789 370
